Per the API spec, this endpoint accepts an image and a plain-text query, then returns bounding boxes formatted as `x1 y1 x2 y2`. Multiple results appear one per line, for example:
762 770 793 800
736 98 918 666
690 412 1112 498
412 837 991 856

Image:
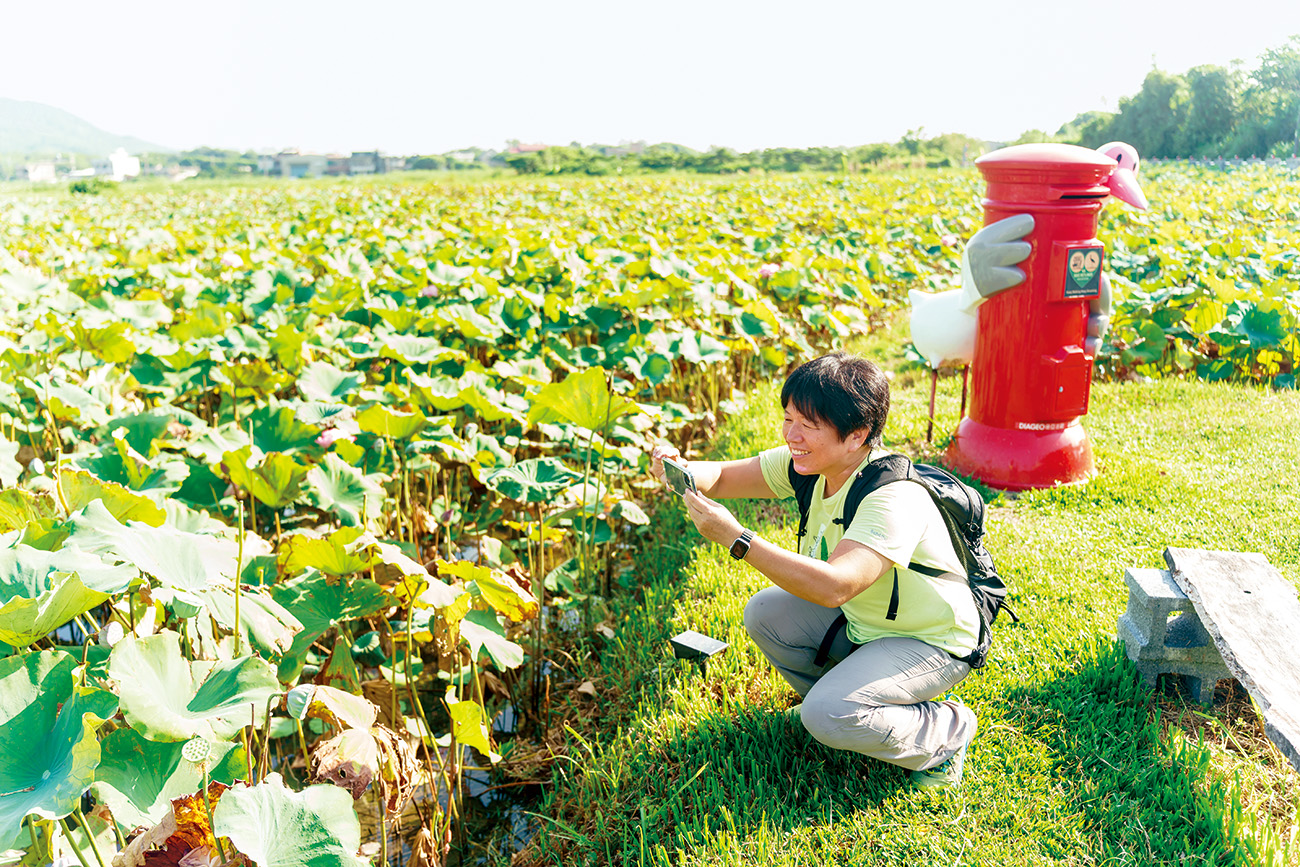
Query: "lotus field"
0 166 1296 866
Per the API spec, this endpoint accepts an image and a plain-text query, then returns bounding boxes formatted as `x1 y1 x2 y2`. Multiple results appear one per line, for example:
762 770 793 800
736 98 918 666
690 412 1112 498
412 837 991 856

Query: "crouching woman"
650 352 980 787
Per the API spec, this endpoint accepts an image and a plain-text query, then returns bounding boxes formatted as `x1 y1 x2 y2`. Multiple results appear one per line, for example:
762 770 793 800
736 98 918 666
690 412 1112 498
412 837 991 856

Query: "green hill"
0 97 171 156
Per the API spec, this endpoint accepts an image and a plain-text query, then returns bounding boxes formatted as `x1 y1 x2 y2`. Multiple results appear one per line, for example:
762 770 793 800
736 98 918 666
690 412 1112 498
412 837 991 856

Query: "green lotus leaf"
283 683 376 731
0 437 21 488
185 584 302 658
58 470 167 526
459 384 528 424
462 610 525 670
73 432 191 499
356 404 427 440
91 726 248 828
297 362 366 403
223 446 310 509
480 458 581 504
0 651 118 851
212 773 367 867
1232 305 1287 349
93 406 203 459
304 454 386 528
268 570 393 681
246 406 325 455
108 631 281 742
217 358 292 397
674 331 731 365
65 500 237 591
379 334 463 366
0 490 59 534
526 366 641 432
0 543 137 642
293 401 356 429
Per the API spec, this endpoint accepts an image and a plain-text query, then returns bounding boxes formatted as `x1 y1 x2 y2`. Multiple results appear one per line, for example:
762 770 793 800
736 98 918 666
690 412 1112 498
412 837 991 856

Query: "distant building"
261 149 403 178
91 148 141 182
18 161 58 182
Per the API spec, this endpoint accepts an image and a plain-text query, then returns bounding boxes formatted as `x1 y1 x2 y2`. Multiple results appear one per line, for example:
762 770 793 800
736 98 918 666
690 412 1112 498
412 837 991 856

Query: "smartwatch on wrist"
729 529 756 560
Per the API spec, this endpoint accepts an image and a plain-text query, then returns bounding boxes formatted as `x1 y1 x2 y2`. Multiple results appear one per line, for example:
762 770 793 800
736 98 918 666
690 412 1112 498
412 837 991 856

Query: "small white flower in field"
420 284 438 297
758 263 780 279
940 234 960 248
220 251 242 269
28 458 45 475
316 428 355 448
283 505 296 517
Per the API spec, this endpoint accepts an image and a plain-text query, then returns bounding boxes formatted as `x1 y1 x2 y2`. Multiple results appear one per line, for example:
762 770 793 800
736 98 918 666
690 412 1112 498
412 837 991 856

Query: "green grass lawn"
515 319 1300 867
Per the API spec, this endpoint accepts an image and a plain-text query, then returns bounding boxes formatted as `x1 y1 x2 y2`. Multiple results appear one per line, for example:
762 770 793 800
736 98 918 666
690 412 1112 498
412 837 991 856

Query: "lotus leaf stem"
59 818 93 867
198 765 228 865
69 809 107 867
234 499 244 657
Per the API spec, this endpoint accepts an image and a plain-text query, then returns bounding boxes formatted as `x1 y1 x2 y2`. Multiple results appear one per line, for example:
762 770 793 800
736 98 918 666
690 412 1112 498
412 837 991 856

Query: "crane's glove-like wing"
958 213 1035 311
1086 272 1112 357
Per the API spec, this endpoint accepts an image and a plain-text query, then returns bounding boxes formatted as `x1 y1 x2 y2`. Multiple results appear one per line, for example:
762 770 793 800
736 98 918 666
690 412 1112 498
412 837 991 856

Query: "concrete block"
1116 567 1232 704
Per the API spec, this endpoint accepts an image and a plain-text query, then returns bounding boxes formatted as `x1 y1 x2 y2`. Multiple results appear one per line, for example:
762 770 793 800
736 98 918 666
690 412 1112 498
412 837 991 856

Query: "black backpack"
787 453 1016 669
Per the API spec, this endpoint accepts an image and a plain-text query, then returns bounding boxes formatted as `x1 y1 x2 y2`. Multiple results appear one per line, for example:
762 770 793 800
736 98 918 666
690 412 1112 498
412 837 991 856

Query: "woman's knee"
742 586 790 639
799 690 893 754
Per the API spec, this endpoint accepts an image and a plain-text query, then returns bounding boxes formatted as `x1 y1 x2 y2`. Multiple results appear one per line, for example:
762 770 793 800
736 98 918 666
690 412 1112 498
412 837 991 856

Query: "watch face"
730 532 752 559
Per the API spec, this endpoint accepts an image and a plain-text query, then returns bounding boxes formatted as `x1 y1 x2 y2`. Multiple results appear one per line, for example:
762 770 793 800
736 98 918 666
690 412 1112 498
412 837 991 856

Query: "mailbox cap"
977 142 1112 185
976 143 1118 201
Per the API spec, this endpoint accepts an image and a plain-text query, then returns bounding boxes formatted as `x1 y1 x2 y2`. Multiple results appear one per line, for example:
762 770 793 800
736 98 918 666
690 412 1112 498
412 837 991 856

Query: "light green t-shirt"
758 445 980 658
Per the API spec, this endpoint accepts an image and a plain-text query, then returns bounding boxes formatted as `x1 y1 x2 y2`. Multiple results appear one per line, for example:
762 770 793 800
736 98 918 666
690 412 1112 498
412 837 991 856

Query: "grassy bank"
515 320 1300 866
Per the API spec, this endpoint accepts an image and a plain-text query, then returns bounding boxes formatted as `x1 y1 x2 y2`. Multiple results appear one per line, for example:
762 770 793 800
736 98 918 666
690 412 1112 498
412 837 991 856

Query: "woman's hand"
682 489 744 547
648 443 682 484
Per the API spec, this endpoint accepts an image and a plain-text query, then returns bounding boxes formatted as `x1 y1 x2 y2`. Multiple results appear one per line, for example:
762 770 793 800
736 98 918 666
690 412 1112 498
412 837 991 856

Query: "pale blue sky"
4 0 1298 154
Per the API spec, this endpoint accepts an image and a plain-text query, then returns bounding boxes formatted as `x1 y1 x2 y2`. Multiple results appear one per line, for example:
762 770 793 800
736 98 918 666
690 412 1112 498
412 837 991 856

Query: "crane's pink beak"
1106 166 1148 210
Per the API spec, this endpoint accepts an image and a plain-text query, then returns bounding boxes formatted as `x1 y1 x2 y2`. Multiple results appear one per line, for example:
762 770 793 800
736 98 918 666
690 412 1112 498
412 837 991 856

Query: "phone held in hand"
662 457 697 496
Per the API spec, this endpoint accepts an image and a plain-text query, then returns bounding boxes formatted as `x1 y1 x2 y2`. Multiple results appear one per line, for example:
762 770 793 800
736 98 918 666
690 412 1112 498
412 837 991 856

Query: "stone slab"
1165 547 1300 773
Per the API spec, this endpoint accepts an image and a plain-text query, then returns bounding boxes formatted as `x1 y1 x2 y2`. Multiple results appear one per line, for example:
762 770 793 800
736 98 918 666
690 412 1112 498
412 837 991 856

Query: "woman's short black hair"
780 352 890 446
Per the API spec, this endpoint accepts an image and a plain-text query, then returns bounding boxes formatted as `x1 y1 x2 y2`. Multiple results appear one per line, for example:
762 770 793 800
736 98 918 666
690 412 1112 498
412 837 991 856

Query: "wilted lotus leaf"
303 454 384 528
0 489 59 533
0 650 119 851
277 527 372 577
58 470 167 526
312 728 376 799
285 683 377 731
221 446 308 509
445 687 499 764
0 544 134 646
356 403 427 440
115 781 230 867
479 458 580 505
526 366 641 432
92 727 247 828
211 773 367 867
108 631 280 742
438 559 537 622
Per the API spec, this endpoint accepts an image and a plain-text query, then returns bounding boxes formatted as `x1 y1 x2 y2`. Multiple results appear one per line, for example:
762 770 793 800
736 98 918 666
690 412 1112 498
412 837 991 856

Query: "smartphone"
662 457 697 496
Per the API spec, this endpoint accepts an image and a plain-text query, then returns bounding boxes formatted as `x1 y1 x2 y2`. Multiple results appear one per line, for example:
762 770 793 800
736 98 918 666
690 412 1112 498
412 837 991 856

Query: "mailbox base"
947 417 1095 491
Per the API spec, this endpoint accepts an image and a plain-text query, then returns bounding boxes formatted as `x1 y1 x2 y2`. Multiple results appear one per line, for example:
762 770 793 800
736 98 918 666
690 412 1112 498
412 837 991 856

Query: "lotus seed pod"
182 737 212 763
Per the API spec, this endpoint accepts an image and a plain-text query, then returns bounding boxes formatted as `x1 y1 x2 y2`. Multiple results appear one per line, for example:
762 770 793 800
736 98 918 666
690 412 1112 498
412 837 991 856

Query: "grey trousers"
743 585 976 772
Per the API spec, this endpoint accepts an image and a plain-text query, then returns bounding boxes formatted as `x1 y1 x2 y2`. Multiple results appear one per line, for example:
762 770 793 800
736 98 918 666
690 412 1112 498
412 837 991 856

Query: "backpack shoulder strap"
788 459 819 541
835 453 912 530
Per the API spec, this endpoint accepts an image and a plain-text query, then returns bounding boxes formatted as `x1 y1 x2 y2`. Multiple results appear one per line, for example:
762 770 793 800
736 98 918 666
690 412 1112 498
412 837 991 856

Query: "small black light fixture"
669 629 728 673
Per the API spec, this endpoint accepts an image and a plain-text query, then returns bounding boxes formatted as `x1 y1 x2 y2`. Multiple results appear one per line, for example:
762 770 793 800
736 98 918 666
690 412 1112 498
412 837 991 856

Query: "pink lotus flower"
316 429 356 448
940 234 960 248
220 251 242 268
758 263 780 279
420 284 438 297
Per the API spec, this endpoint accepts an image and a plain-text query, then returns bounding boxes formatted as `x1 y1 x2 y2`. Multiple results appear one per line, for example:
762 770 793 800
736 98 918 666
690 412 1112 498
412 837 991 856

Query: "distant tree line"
1059 35 1300 159
499 131 985 176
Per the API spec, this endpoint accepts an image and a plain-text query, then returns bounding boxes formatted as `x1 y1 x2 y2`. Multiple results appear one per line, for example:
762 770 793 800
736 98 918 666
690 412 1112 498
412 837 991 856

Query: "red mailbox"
947 143 1140 490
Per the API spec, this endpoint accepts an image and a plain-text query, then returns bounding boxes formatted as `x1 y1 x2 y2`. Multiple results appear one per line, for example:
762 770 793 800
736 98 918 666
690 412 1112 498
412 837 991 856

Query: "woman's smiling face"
782 403 865 478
